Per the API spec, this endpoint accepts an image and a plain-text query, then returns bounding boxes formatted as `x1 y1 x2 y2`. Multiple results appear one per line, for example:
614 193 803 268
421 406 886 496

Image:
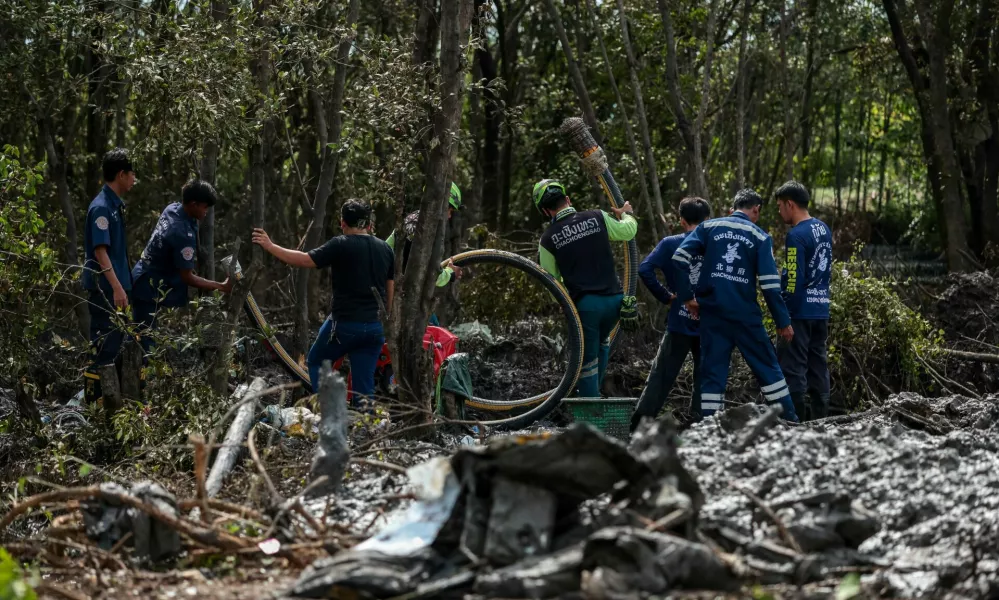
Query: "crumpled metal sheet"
452 424 651 503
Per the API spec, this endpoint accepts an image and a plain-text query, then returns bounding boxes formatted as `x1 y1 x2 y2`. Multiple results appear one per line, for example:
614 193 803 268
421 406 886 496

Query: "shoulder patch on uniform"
181 247 195 261
95 216 109 231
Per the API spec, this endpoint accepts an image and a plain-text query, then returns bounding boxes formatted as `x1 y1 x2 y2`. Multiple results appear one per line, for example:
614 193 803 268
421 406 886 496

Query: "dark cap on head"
341 199 372 228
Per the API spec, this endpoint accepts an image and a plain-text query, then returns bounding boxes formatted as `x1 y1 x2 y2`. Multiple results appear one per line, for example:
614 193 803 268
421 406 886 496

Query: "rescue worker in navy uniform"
671 189 798 421
131 179 232 352
252 200 394 407
774 180 832 420
631 197 711 431
82 148 136 404
534 179 637 397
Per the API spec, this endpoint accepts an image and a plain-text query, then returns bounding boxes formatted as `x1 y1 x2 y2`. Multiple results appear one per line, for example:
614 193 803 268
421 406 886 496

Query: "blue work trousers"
88 290 129 368
699 312 798 422
575 293 623 398
308 319 384 405
132 297 159 355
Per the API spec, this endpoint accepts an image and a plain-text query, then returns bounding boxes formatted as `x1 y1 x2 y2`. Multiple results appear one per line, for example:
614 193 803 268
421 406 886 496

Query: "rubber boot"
810 391 830 419
790 391 808 423
777 395 799 423
83 367 103 405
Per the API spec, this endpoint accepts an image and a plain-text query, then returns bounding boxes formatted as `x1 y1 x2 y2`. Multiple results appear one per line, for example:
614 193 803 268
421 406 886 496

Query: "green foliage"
827 258 940 408
0 548 38 600
836 572 863 600
0 147 60 382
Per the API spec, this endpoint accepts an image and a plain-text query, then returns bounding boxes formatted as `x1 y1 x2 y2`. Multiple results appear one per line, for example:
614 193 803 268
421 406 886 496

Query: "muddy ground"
3 386 998 599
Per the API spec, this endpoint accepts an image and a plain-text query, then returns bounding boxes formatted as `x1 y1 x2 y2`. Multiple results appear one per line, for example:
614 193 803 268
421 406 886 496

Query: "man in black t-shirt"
253 200 394 405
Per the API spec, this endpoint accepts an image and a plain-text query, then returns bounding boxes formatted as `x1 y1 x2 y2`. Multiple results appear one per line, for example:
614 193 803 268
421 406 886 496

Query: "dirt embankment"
932 271 999 392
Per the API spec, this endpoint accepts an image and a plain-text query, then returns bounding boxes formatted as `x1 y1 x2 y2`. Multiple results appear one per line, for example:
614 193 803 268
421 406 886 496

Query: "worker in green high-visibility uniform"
534 179 637 397
386 182 463 288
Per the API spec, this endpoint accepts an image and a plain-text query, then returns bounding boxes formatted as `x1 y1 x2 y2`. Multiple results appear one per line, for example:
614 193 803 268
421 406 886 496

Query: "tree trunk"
199 141 218 281
249 0 272 269
692 0 719 197
85 1 112 200
656 0 708 199
584 0 658 239
861 99 873 211
916 0 972 271
293 0 360 357
883 0 971 271
779 0 794 181
543 0 604 148
196 0 229 281
41 113 89 339
735 0 751 189
834 92 843 214
613 0 666 223
968 0 999 257
476 33 501 231
853 99 869 211
877 87 893 212
391 0 473 420
799 0 820 188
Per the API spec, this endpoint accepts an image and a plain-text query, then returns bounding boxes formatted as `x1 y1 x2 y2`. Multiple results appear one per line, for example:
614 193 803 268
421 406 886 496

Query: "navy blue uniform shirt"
639 232 701 336
131 202 199 307
671 211 791 329
782 217 832 319
83 184 132 292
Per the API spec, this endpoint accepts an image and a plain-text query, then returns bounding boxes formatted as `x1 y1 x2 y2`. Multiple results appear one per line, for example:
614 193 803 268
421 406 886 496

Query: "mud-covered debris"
81 481 181 561
292 424 707 598
483 476 557 565
473 544 584 598
717 402 760 433
452 424 648 502
582 527 741 594
683 393 999 598
292 549 439 599
308 364 350 497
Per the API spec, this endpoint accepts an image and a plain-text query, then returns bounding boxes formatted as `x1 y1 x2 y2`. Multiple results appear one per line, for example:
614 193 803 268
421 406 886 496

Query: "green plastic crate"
563 398 637 441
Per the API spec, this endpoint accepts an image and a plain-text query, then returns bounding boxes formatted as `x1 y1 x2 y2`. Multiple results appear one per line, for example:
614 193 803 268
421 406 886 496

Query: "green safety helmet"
449 182 462 211
532 179 566 214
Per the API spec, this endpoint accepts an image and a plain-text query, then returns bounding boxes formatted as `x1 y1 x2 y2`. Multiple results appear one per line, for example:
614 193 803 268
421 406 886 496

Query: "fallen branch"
248 426 283 506
734 405 783 452
729 482 803 555
917 354 981 399
261 476 330 541
350 458 407 475
35 583 90 600
939 347 999 365
190 434 210 524
176 498 266 523
206 378 267 498
0 487 252 551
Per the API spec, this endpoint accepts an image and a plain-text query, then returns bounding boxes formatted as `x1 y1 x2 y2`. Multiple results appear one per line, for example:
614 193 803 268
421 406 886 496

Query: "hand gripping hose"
557 117 640 347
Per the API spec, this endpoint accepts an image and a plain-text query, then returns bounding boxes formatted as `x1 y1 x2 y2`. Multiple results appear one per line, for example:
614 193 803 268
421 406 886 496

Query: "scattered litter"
258 538 281 555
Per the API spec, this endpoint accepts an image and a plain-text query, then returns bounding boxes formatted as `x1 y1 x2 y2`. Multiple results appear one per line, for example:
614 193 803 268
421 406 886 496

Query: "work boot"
810 391 830 419
83 367 103 405
790 391 808 422
774 395 799 423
